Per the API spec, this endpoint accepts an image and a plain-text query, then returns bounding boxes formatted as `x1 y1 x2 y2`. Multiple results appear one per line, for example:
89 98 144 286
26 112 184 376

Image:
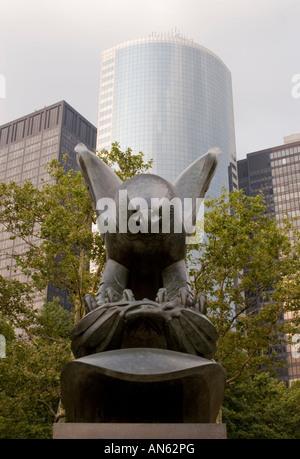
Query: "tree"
99 141 153 182
188 189 300 385
0 275 35 335
0 299 72 439
0 159 97 324
0 143 153 324
222 372 300 439
0 143 153 438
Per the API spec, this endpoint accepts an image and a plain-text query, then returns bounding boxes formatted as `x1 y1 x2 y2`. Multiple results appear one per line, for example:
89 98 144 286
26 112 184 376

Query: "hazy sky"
0 0 300 159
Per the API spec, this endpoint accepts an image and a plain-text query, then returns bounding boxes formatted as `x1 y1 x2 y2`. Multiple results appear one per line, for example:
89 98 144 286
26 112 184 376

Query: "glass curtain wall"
97 35 236 197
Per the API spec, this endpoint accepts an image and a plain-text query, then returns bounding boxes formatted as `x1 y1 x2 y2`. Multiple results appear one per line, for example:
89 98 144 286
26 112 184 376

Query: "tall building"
237 146 275 219
0 100 97 310
237 134 300 384
97 31 237 196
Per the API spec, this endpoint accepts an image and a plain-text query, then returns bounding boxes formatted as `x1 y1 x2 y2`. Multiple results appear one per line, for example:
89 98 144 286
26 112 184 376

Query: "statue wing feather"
173 147 221 226
75 143 122 211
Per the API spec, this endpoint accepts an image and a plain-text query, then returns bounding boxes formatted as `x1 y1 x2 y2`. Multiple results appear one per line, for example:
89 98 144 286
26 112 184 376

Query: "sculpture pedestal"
53 422 227 439
61 348 226 424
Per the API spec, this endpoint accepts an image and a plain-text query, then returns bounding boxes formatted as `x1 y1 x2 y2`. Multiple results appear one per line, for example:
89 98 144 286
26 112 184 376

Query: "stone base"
60 348 226 424
53 423 227 439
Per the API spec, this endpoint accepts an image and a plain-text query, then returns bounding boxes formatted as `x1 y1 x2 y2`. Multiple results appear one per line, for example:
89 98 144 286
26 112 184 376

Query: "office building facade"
237 135 300 384
97 32 237 196
0 100 97 310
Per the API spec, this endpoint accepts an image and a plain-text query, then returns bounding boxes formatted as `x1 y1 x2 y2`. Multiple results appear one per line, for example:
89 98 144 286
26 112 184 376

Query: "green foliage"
0 275 36 335
189 189 300 384
98 141 153 181
0 144 153 323
0 159 100 322
223 373 300 439
34 298 73 339
0 143 153 438
0 300 72 439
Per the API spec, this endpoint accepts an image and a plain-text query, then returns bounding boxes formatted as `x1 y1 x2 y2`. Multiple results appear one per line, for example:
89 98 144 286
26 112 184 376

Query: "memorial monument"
58 143 226 438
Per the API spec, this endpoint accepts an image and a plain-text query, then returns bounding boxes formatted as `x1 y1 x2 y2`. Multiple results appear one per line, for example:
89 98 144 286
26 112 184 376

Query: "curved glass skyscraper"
97 33 237 197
